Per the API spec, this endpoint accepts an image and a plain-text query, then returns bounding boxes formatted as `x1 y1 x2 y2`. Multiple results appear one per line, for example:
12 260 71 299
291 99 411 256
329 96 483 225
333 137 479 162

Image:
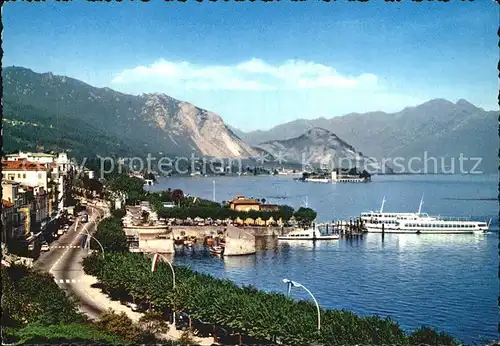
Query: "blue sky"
4 1 498 131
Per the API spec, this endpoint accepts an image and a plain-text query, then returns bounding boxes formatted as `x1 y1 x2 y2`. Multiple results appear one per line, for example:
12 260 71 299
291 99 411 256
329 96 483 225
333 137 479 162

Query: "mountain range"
234 99 498 173
3 66 497 174
3 66 255 160
254 127 385 172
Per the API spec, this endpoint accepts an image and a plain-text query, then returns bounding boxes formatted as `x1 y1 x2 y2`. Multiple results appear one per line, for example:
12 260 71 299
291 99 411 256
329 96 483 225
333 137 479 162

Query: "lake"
148 174 499 344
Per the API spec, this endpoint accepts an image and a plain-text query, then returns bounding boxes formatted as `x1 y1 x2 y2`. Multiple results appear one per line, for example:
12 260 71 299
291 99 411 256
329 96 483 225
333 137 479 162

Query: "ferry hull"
366 228 487 234
277 235 340 240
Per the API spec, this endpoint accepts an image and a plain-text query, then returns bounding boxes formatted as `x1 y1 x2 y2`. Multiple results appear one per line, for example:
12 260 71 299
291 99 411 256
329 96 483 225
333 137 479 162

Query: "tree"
106 174 145 205
360 170 371 180
261 198 266 204
409 326 458 346
4 322 128 345
2 264 84 328
144 172 156 182
279 205 295 221
92 217 128 252
171 189 184 205
96 309 141 341
141 210 150 224
293 207 317 228
138 310 170 335
82 252 458 346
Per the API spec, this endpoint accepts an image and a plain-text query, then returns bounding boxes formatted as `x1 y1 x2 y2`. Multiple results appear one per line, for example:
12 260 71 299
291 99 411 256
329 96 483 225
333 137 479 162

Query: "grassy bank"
1 261 189 345
1 264 125 344
83 252 458 346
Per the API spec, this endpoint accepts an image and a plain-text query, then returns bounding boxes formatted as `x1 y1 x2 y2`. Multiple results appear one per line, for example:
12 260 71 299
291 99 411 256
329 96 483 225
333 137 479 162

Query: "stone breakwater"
124 224 287 255
169 225 291 239
223 226 256 256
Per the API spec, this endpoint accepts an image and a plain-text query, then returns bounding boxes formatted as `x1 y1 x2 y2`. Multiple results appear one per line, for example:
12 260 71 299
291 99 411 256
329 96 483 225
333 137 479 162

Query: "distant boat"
278 227 339 240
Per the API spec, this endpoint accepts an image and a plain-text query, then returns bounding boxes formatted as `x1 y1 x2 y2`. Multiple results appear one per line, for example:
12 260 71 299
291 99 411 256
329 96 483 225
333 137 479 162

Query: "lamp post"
79 207 105 259
79 232 105 259
151 253 176 324
282 278 321 332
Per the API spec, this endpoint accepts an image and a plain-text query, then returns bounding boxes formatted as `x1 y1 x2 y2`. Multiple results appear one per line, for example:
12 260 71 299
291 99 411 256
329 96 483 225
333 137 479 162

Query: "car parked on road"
41 243 50 252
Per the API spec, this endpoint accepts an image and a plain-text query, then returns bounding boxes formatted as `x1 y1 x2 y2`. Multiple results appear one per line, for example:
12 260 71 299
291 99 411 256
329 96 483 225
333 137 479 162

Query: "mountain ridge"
3 66 255 159
4 66 496 174
254 127 387 172
235 98 497 173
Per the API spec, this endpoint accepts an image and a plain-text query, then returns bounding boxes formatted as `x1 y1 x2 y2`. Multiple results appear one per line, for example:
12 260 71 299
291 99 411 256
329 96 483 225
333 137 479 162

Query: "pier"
316 219 366 238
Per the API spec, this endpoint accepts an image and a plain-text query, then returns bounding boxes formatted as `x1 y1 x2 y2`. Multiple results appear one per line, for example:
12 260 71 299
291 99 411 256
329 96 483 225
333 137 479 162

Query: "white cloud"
111 58 379 91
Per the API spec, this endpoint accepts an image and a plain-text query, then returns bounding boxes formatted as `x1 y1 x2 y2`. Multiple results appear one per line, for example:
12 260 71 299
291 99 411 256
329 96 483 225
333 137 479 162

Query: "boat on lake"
361 196 435 223
362 196 490 234
278 227 340 240
392 217 490 234
210 245 224 255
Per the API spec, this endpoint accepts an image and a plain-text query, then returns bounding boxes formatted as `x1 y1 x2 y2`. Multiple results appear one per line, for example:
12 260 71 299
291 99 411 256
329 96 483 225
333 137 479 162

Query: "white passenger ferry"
362 197 491 234
278 227 340 240
361 196 436 231
393 218 490 234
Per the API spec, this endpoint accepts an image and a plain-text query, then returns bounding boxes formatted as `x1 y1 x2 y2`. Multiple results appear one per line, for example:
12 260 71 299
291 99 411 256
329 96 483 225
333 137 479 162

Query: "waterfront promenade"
35 202 214 344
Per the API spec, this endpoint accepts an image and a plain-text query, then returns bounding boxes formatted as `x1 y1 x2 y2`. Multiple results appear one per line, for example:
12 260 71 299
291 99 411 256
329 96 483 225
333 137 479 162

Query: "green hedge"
82 252 458 346
1 264 127 345
3 322 127 345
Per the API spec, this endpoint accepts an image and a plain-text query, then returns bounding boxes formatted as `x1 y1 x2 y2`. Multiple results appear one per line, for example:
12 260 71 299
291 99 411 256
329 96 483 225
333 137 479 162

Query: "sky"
3 1 499 131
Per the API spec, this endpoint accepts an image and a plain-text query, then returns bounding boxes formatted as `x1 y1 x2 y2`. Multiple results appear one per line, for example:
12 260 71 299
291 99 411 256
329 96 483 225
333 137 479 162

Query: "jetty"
315 219 366 238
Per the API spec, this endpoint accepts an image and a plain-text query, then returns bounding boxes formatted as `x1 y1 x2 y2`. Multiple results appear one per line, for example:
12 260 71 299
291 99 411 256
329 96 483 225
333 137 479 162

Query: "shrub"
409 326 458 345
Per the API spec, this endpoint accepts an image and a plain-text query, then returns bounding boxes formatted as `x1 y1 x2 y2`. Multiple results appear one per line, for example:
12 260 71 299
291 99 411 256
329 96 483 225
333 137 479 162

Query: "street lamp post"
79 232 105 259
282 278 321 332
78 207 105 259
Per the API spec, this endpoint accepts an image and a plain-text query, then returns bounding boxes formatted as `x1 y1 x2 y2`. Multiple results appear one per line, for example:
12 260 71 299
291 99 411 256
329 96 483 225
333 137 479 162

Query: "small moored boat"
210 246 224 255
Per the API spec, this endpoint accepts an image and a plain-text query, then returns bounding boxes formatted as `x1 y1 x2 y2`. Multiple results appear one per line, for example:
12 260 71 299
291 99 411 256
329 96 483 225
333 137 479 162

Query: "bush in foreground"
1 264 182 345
409 326 459 346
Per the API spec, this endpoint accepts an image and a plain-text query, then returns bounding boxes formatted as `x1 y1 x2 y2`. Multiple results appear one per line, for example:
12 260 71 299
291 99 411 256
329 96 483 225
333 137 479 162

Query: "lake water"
149 174 499 344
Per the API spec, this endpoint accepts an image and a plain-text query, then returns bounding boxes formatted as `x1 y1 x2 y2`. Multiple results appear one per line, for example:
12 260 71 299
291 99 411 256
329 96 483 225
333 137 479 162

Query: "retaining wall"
224 226 256 256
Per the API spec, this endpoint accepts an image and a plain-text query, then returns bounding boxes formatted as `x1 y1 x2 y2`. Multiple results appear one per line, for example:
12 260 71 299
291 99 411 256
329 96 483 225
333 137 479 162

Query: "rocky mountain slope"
254 127 387 172
3 67 256 159
237 99 498 173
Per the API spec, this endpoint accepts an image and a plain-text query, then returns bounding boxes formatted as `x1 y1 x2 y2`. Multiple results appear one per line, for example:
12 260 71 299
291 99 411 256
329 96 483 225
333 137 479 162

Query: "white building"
4 152 73 211
3 160 50 190
331 171 367 183
2 180 22 208
55 152 70 173
6 152 55 164
84 169 95 179
6 151 72 174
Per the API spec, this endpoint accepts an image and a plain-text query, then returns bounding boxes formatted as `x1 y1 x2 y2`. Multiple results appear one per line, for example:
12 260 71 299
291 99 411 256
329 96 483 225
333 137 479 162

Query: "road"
32 202 216 344
34 204 108 319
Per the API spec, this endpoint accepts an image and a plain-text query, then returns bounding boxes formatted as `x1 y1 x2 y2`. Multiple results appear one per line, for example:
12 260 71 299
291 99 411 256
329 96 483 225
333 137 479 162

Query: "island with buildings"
299 168 371 183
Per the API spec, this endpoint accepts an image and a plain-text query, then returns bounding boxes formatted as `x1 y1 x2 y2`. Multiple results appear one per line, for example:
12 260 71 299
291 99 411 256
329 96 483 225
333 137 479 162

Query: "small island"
298 167 371 183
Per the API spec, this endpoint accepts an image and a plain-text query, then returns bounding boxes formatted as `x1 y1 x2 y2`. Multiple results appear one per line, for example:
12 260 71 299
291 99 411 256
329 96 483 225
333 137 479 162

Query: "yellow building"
229 195 261 212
